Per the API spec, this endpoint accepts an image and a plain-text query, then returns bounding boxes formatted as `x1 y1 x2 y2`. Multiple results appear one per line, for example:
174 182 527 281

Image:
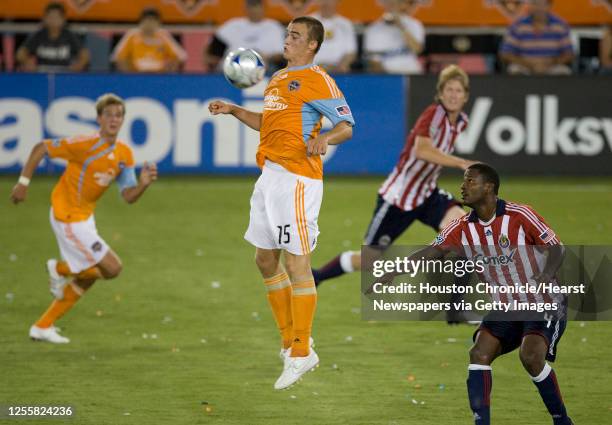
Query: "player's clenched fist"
139 162 158 186
10 183 28 204
306 135 329 156
208 101 233 115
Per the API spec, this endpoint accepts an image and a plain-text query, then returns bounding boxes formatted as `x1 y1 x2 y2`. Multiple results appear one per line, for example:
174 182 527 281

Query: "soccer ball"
223 48 266 89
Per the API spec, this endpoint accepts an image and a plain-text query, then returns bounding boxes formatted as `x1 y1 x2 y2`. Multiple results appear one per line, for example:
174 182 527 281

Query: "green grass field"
1 175 611 425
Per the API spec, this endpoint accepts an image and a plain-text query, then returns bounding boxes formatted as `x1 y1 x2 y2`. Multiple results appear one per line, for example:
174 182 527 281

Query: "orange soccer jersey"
44 134 136 222
111 29 187 72
258 64 355 180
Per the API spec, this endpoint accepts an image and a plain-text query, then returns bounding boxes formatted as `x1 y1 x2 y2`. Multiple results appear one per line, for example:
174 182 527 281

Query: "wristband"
18 176 31 186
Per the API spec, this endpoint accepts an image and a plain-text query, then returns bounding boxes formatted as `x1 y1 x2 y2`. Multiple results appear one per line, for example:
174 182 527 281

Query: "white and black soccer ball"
222 48 266 89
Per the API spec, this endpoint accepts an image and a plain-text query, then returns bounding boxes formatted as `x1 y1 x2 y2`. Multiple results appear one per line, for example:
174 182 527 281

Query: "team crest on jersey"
485 0 525 20
163 0 217 16
288 80 301 91
498 234 510 249
593 0 612 11
270 0 316 15
91 241 103 252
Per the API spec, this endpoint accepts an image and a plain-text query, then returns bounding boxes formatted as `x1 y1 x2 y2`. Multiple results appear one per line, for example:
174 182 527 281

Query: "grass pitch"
1 175 611 425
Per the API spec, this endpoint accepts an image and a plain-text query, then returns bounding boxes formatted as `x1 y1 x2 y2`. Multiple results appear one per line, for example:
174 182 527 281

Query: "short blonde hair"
435 65 469 102
95 93 125 116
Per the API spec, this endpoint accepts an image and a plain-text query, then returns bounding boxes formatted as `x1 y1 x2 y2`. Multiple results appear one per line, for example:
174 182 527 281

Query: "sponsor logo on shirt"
93 168 116 187
263 88 288 111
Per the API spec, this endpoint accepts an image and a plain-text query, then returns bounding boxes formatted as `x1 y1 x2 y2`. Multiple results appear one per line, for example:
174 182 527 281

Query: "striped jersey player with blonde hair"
314 65 476 288
209 16 354 389
10 93 158 344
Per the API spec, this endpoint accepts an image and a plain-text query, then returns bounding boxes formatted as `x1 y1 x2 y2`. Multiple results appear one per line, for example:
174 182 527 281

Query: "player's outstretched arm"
10 142 47 204
306 121 353 156
121 162 158 204
208 100 262 131
414 136 475 170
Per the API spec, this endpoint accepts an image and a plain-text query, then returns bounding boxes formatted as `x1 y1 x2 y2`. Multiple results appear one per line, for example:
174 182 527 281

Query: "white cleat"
29 325 70 344
279 336 314 362
274 348 319 390
46 259 68 300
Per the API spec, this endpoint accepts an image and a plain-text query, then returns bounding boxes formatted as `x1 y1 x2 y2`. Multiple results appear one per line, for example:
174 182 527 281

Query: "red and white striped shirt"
433 199 563 306
379 103 468 211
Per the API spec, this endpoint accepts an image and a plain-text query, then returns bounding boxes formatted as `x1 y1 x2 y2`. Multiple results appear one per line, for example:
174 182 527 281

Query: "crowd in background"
12 0 612 75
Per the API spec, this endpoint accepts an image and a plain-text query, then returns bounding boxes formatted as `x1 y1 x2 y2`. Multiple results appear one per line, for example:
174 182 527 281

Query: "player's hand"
139 162 158 187
532 271 553 284
208 101 233 115
10 183 28 204
460 159 479 171
306 135 328 156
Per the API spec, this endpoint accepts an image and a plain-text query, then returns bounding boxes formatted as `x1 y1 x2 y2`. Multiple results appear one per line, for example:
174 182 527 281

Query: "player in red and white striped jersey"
431 163 572 425
314 65 477 288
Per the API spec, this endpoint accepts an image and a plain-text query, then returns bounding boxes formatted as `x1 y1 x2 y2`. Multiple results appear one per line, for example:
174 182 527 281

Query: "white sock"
531 363 552 382
339 251 356 273
468 364 492 371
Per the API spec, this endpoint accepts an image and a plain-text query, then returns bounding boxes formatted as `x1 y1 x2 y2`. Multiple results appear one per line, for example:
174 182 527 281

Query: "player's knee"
283 256 309 280
519 348 545 375
254 252 276 275
469 345 494 365
101 259 123 279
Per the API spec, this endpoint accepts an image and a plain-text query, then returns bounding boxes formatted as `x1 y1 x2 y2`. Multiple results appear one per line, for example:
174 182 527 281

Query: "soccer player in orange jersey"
10 93 158 344
209 16 355 389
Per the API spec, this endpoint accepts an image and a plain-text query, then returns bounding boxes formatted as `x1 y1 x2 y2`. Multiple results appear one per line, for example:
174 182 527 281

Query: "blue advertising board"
0 73 407 175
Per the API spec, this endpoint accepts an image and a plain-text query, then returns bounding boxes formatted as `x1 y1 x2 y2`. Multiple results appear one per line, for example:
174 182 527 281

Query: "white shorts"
244 161 323 256
49 208 109 273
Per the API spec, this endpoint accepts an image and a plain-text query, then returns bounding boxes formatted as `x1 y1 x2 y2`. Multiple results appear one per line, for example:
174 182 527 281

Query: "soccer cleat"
279 336 314 362
29 325 70 344
274 348 319 390
46 259 68 300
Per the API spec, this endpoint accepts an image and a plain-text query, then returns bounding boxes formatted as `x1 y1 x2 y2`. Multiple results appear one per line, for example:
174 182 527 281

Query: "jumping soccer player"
417 163 573 425
209 16 354 389
313 65 475 288
10 93 157 344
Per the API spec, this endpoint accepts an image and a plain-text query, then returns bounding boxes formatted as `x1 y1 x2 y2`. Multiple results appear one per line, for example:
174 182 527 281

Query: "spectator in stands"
363 0 425 74
16 2 89 72
112 7 186 73
204 0 284 72
310 0 357 73
599 24 612 74
500 0 574 75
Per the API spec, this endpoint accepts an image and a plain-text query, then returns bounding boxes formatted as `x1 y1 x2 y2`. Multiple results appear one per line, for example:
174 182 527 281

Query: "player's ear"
308 39 318 54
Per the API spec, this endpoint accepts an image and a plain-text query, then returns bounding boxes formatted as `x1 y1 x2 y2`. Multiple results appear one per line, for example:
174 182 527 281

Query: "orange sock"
76 266 102 280
56 261 72 276
290 280 317 357
264 272 293 349
35 283 84 328
56 261 101 280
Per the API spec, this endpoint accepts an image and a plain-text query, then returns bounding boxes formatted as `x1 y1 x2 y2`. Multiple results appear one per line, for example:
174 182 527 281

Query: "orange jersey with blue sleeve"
257 64 355 180
44 134 138 222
